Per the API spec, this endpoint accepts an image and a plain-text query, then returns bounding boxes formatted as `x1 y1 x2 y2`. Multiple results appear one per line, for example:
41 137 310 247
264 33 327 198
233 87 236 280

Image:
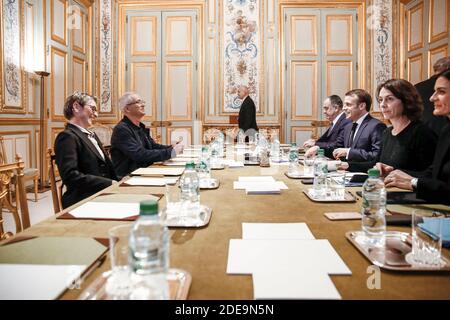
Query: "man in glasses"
54 92 118 208
111 92 184 179
303 95 350 150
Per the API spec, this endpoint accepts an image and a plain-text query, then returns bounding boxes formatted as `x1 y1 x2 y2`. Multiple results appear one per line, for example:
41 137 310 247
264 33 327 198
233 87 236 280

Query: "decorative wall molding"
99 0 112 113
1 0 26 113
371 0 393 111
222 0 261 113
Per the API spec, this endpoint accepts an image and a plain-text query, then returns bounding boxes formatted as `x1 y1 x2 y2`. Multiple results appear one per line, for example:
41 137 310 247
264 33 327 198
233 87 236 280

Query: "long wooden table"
7 163 450 299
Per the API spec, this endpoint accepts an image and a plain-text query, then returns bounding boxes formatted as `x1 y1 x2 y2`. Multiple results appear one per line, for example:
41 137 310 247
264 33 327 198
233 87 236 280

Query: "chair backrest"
89 122 113 147
0 136 7 165
0 155 31 240
47 148 62 214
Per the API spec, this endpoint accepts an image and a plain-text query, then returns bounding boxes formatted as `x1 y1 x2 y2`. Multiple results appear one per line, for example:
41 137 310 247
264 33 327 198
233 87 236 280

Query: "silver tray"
199 178 220 190
284 171 313 179
78 268 192 300
346 231 450 271
303 189 356 202
163 205 212 228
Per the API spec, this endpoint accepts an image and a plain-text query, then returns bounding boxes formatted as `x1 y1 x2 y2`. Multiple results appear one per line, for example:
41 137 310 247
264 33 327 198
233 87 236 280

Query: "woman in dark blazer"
55 92 117 209
385 69 450 205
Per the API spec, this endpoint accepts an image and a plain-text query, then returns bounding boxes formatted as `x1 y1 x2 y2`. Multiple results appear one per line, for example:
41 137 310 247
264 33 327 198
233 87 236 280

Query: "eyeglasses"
126 99 146 106
85 104 97 112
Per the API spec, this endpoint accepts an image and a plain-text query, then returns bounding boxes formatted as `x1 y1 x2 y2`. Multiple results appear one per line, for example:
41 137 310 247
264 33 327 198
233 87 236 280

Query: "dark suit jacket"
415 120 450 205
324 114 386 162
415 75 448 138
111 116 173 179
315 113 351 149
54 123 117 209
238 96 258 132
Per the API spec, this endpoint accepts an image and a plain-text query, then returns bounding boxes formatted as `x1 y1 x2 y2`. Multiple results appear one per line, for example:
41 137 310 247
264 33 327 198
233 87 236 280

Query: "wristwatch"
411 178 418 191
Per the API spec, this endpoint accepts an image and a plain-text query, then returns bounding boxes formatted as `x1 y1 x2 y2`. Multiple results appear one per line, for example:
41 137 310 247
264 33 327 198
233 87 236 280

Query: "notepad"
242 223 315 240
132 167 185 176
0 264 86 300
123 177 178 186
252 268 341 300
227 239 351 275
69 201 139 219
238 176 275 182
245 185 281 194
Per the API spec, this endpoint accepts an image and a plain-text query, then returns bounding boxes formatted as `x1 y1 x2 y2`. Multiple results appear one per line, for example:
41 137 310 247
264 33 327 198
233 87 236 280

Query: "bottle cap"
185 162 195 169
202 146 208 152
139 200 158 216
367 168 380 177
291 142 297 147
317 148 324 156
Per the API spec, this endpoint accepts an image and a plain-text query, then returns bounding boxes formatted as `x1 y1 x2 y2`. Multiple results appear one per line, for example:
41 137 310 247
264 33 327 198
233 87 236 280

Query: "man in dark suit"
306 89 386 162
415 56 450 138
237 85 258 140
385 69 450 205
54 92 118 209
303 95 350 149
111 92 184 179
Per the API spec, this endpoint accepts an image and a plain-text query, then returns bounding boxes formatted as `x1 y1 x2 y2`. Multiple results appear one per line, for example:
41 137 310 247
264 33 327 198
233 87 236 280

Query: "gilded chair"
47 148 63 214
0 155 31 240
89 122 113 157
0 136 39 202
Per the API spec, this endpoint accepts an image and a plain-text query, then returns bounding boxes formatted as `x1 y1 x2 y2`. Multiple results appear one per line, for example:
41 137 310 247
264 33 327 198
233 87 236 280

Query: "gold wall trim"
130 62 157 121
326 14 353 56
166 126 193 145
50 46 68 122
165 61 192 121
408 53 423 83
72 56 86 93
131 16 157 56
118 1 204 124
0 118 40 125
279 0 367 145
166 16 193 56
51 0 67 46
290 126 316 143
72 10 86 54
428 44 448 77
428 0 449 43
0 130 33 168
290 60 317 121
291 15 318 56
326 60 353 96
407 1 424 52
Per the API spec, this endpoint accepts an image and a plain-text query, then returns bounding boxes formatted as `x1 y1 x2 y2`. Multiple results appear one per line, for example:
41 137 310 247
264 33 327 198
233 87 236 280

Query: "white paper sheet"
245 185 281 194
238 176 275 182
163 161 187 166
226 239 351 275
124 176 178 186
233 181 288 190
252 268 341 300
0 264 86 300
242 223 315 240
171 157 199 162
227 161 244 168
132 167 185 176
69 201 140 219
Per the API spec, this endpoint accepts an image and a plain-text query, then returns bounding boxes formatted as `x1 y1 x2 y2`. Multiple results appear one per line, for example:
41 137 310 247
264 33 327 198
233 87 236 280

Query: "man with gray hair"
111 92 183 179
415 56 450 137
237 85 258 140
303 95 350 149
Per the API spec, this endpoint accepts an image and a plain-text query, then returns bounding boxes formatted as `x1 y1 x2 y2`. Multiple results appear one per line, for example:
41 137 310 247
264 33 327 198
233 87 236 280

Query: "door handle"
150 120 173 127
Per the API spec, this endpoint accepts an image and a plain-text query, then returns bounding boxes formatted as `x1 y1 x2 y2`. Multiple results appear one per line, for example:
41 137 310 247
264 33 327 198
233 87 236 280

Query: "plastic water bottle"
313 148 327 198
361 168 386 246
270 138 280 161
199 146 211 179
128 200 169 299
288 143 299 174
180 162 200 211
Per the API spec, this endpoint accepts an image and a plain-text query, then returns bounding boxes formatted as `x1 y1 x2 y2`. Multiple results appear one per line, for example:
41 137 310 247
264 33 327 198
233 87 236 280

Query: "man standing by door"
237 85 258 140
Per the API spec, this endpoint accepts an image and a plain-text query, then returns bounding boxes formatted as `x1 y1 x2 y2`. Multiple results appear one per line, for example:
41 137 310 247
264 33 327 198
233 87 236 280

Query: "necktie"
349 122 358 146
326 123 334 137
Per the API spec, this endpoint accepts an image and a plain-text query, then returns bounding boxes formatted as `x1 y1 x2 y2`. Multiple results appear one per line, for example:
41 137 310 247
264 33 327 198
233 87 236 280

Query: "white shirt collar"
71 123 93 136
332 111 345 126
354 112 369 126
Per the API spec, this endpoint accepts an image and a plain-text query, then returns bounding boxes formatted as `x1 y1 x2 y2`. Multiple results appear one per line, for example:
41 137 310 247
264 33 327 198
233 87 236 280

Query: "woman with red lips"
384 69 450 205
339 79 436 174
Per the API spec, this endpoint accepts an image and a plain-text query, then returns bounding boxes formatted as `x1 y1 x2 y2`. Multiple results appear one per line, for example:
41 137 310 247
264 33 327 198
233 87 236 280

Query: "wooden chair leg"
33 176 38 202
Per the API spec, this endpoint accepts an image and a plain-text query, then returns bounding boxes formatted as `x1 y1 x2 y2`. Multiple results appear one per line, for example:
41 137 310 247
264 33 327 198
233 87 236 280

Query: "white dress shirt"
71 123 105 161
